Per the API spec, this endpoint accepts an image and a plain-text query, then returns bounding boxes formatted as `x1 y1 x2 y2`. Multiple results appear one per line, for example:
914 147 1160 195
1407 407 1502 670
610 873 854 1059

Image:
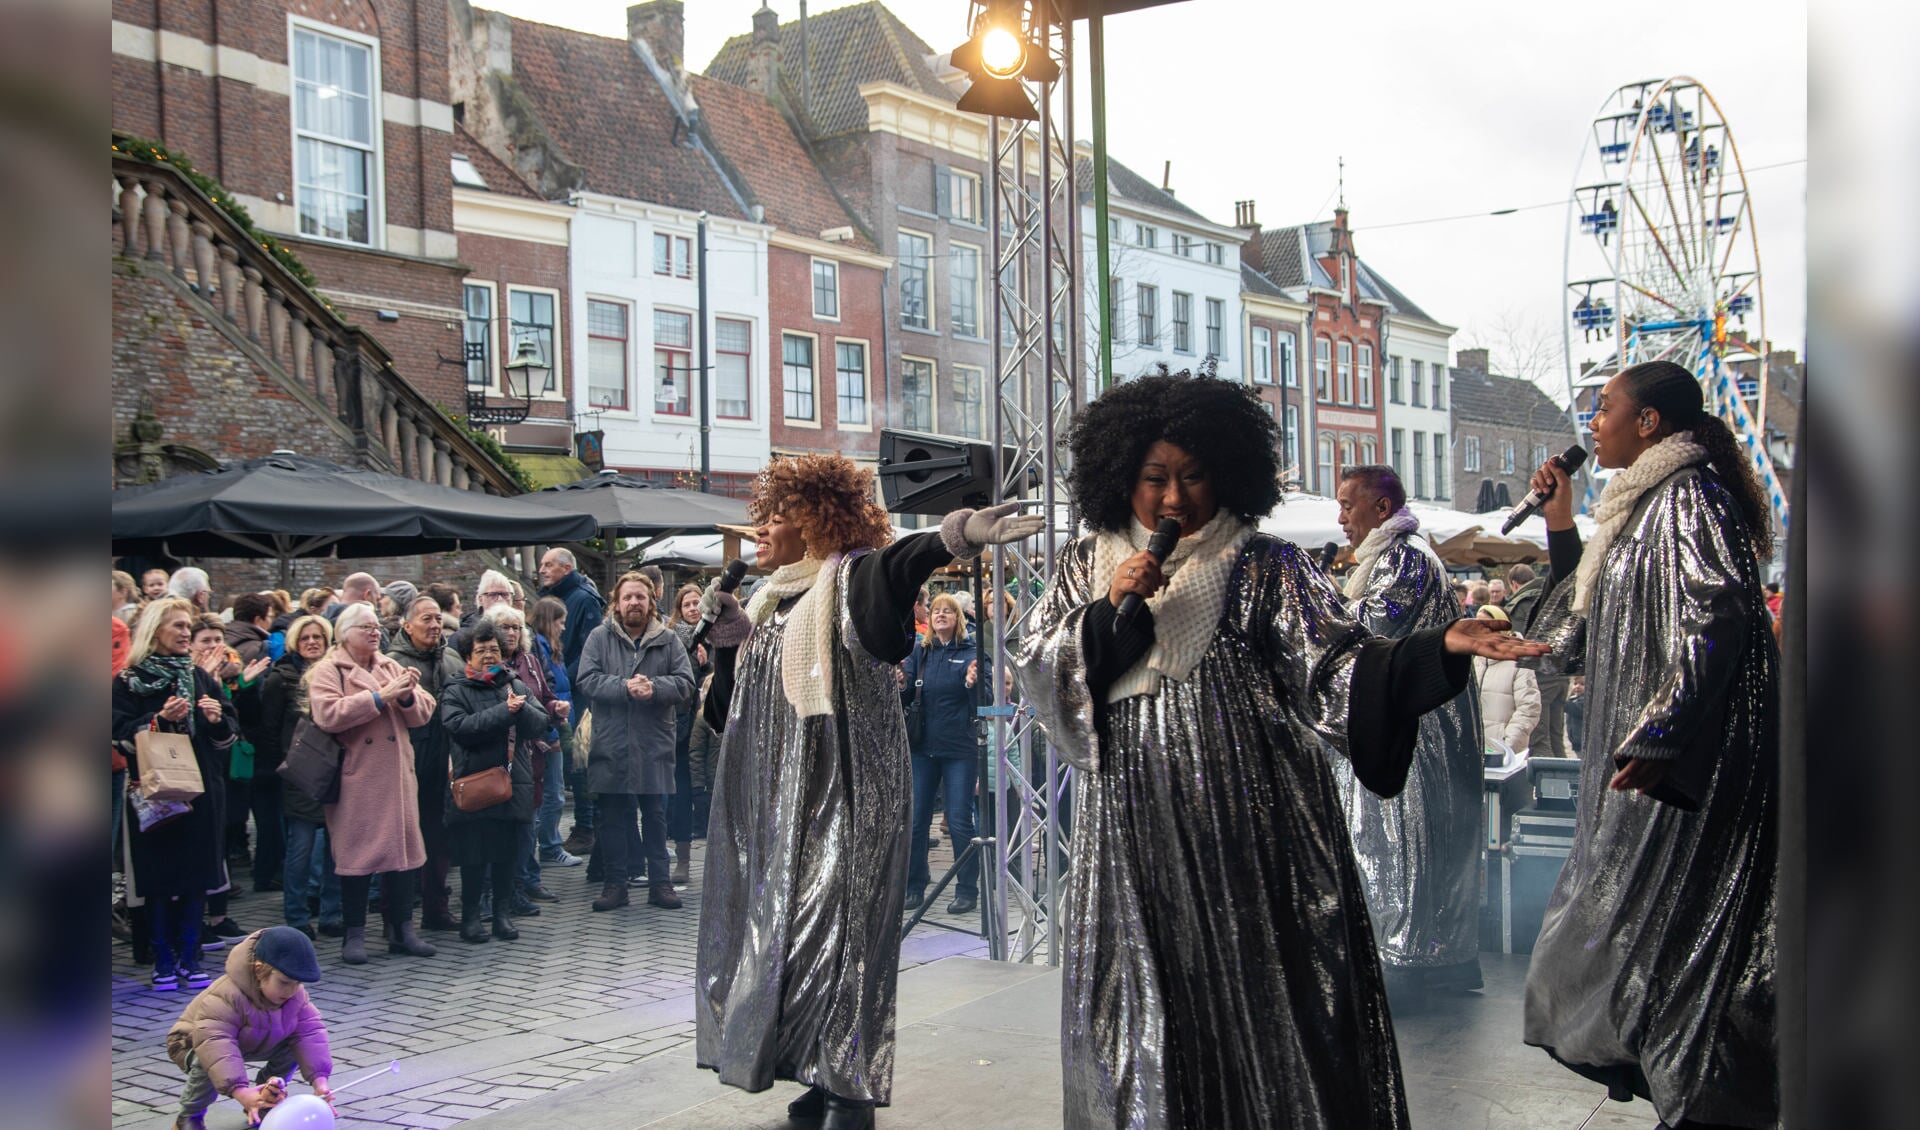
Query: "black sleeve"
1546 527 1585 591
1081 600 1156 701
703 645 737 734
847 532 956 664
1344 625 1471 797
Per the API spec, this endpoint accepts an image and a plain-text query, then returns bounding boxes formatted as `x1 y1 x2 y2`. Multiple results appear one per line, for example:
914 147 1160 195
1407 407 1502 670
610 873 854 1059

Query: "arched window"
1315 337 1331 401
1338 435 1357 475
1316 433 1335 493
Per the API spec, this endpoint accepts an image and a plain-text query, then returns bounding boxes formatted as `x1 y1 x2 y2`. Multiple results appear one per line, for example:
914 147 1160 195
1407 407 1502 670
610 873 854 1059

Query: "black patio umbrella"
111 455 600 579
521 472 753 585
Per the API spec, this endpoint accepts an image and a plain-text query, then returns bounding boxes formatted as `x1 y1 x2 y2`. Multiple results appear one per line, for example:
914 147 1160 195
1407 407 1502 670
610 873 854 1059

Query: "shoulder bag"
903 642 927 748
450 730 515 813
278 665 347 805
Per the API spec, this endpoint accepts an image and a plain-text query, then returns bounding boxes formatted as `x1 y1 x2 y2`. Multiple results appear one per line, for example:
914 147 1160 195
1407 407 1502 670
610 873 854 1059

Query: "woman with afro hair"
1013 374 1544 1129
691 453 1042 1129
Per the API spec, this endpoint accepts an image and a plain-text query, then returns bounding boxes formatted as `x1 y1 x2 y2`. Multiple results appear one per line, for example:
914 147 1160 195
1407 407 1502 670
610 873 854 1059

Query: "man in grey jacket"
576 572 695 911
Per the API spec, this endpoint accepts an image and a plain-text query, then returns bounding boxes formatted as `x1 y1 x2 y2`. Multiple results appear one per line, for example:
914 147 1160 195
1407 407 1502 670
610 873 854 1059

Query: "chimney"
1457 347 1491 374
628 2 685 72
744 4 780 97
1234 200 1257 228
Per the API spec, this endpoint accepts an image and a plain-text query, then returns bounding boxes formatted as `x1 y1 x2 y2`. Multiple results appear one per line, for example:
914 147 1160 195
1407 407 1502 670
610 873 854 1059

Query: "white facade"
1381 313 1457 505
569 193 772 480
1082 201 1246 386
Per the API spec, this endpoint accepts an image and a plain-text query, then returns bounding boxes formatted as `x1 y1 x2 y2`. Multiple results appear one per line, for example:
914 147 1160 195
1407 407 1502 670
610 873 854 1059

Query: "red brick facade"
767 247 887 459
1308 208 1386 490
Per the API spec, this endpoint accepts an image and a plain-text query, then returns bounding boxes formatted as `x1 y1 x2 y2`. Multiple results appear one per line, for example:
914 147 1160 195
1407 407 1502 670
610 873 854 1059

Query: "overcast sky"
479 0 1806 403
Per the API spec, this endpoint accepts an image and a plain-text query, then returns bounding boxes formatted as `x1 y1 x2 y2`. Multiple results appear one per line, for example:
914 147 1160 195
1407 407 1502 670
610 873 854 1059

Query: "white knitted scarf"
1572 431 1708 614
1344 507 1425 599
1091 511 1254 702
744 553 839 718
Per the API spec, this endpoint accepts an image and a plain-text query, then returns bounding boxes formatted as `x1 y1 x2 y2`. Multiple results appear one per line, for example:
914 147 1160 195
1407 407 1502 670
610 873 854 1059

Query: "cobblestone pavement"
113 834 988 1129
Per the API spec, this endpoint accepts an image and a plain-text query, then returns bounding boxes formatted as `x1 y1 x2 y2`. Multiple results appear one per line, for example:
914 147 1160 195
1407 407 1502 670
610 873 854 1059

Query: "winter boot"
648 880 683 909
459 915 489 944
787 1086 828 1120
821 1095 874 1130
561 827 595 856
387 919 437 957
491 910 519 941
340 926 368 965
591 881 629 912
671 840 691 885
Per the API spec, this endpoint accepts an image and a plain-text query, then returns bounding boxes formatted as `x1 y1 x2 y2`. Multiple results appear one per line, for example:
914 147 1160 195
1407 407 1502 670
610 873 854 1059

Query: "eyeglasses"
480 591 511 601
346 625 381 636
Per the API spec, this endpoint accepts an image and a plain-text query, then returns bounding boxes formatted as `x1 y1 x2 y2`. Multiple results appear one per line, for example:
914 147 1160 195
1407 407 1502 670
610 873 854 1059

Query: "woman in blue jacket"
900 593 986 915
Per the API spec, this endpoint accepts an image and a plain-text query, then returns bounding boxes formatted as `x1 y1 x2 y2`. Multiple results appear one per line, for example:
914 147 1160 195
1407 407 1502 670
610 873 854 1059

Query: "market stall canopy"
1257 493 1596 564
110 454 599 560
522 472 750 538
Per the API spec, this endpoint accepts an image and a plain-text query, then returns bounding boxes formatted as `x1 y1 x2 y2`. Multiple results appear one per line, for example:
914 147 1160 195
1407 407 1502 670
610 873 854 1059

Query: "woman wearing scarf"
693 454 1043 1130
441 619 549 944
1332 464 1485 1006
487 601 569 908
1014 375 1543 1129
113 597 240 990
1521 360 1780 1129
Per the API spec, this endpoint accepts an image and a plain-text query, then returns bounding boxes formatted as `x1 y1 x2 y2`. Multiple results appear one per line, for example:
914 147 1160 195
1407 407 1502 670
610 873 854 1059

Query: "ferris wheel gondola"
1560 76 1788 529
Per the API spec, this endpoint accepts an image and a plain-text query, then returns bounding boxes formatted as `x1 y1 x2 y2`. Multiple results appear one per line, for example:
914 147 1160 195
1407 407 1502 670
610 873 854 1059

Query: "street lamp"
503 338 551 401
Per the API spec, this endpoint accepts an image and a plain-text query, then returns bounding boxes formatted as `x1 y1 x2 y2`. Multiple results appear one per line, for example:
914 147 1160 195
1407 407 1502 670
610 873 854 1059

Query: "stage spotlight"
980 26 1025 79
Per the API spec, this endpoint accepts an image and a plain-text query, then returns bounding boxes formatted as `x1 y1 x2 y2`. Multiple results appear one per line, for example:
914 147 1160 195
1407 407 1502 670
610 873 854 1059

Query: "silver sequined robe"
1018 533 1410 1130
695 554 911 1104
1337 535 1484 977
1523 467 1779 1127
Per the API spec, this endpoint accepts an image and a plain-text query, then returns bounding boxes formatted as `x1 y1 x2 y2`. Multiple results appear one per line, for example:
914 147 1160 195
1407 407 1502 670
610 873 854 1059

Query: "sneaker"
509 894 541 918
150 966 179 991
522 884 560 903
541 848 585 867
181 964 213 987
203 918 247 948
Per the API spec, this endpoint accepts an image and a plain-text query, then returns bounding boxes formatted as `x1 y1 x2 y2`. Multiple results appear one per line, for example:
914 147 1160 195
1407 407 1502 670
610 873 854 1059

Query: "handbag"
903 643 928 747
278 666 347 805
135 728 204 802
128 785 193 832
450 735 515 813
228 738 256 781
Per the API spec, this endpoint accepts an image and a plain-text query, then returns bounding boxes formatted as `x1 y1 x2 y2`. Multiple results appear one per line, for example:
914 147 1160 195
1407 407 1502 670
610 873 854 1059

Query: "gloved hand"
963 501 1046 549
702 589 751 649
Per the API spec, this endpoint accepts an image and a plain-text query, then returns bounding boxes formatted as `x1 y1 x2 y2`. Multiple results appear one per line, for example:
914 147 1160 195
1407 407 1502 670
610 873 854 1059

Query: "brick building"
1450 347 1578 513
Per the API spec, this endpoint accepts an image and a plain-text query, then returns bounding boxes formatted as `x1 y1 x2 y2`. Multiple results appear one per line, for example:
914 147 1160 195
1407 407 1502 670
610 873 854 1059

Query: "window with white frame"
1317 433 1335 493
1137 284 1158 346
1337 341 1354 403
950 243 981 338
714 318 751 419
1315 337 1331 400
1434 434 1449 498
1532 443 1549 469
1391 429 1405 477
292 24 377 245
1361 435 1378 464
463 283 494 389
1358 343 1374 407
506 288 558 395
1173 234 1194 258
951 365 985 438
835 341 868 425
654 310 692 415
586 299 629 411
653 233 692 278
1205 298 1224 356
1252 326 1272 384
812 259 839 319
1206 242 1225 266
1279 331 1298 387
899 230 932 330
1413 432 1428 497
943 168 982 224
1108 277 1125 341
1410 359 1425 406
1389 355 1403 403
1501 439 1516 473
1284 405 1300 475
1339 435 1356 475
901 358 934 431
1135 224 1158 249
1108 217 1121 241
781 333 816 420
1464 434 1481 471
1432 364 1446 407
1171 292 1193 352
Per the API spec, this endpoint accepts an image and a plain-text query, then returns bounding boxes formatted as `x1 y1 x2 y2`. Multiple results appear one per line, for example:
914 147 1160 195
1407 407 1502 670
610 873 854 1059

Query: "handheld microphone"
1500 444 1589 534
1316 541 1340 572
1116 519 1183 627
688 558 749 649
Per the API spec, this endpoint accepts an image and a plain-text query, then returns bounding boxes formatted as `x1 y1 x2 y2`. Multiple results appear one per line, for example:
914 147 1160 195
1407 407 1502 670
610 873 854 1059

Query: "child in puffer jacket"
163 926 334 1129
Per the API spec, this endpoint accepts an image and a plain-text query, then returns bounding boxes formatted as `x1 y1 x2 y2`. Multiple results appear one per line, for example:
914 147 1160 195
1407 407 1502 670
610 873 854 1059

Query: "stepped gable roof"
497 12 745 217
707 2 954 139
688 74 873 252
1449 366 1571 430
452 126 543 200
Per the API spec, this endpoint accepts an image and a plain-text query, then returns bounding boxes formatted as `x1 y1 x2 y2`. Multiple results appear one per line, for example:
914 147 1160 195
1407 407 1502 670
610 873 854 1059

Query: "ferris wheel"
1561 76 1788 526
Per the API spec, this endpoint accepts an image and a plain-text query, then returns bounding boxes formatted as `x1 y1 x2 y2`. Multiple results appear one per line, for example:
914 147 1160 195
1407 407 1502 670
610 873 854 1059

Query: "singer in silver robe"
1522 465 1779 1127
1336 524 1485 990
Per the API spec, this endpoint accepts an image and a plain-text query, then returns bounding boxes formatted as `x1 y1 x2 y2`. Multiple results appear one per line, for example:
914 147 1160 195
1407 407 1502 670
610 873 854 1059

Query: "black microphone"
1500 444 1589 534
1316 541 1340 572
1116 519 1183 627
688 558 749 649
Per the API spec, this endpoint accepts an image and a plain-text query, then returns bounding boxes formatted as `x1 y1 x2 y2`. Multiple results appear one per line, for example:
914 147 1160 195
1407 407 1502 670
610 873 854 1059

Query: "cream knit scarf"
1572 431 1708 614
1091 511 1254 702
745 554 839 718
1344 507 1425 599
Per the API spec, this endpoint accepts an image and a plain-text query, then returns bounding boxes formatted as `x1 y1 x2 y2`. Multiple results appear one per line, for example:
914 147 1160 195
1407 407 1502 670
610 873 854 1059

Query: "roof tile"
707 1 954 138
689 74 872 251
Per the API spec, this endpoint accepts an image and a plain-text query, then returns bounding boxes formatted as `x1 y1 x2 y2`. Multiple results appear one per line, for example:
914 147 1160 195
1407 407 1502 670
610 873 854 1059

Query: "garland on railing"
446 411 538 494
112 134 330 307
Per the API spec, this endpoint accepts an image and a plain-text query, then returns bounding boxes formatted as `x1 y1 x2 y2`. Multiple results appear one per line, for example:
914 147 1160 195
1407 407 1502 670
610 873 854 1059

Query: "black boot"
491 910 519 941
459 914 489 944
903 888 924 911
787 1085 828 1121
821 1095 874 1130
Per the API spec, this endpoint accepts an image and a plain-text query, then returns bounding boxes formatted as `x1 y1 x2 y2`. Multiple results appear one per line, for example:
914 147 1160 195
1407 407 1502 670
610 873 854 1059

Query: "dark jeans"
594 793 669 884
249 785 284 890
147 893 205 973
461 861 515 915
568 765 596 833
909 753 979 898
339 869 417 929
282 817 341 928
669 709 695 842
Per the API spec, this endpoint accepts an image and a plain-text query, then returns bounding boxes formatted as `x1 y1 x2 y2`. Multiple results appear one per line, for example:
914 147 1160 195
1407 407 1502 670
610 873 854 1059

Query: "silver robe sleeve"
1011 536 1106 772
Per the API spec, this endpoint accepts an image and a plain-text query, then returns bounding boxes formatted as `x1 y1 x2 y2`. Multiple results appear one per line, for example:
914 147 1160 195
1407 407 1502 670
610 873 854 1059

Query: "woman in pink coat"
308 603 438 965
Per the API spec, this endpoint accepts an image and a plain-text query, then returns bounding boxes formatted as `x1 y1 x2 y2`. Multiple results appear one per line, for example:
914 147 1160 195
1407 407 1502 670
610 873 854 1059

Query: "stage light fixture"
980 26 1025 79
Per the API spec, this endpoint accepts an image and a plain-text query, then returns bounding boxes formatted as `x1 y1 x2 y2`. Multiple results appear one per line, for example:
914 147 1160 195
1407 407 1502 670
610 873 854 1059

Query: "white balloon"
258 1093 336 1130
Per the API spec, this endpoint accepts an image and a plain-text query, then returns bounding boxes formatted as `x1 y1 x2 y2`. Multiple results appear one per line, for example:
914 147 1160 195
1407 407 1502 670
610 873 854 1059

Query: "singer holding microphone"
1014 374 1547 1129
690 453 1043 1130
1520 361 1779 1129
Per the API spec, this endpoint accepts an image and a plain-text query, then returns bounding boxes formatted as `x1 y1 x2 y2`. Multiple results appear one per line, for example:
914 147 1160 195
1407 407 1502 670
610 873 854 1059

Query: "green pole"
1090 2 1113 393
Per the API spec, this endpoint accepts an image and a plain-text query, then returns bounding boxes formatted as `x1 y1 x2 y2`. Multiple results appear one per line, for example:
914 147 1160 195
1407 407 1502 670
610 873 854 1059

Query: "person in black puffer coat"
439 620 548 944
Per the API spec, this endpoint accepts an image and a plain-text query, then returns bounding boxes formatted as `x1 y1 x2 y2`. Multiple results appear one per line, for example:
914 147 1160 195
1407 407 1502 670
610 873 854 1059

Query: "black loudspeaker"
877 429 1025 516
